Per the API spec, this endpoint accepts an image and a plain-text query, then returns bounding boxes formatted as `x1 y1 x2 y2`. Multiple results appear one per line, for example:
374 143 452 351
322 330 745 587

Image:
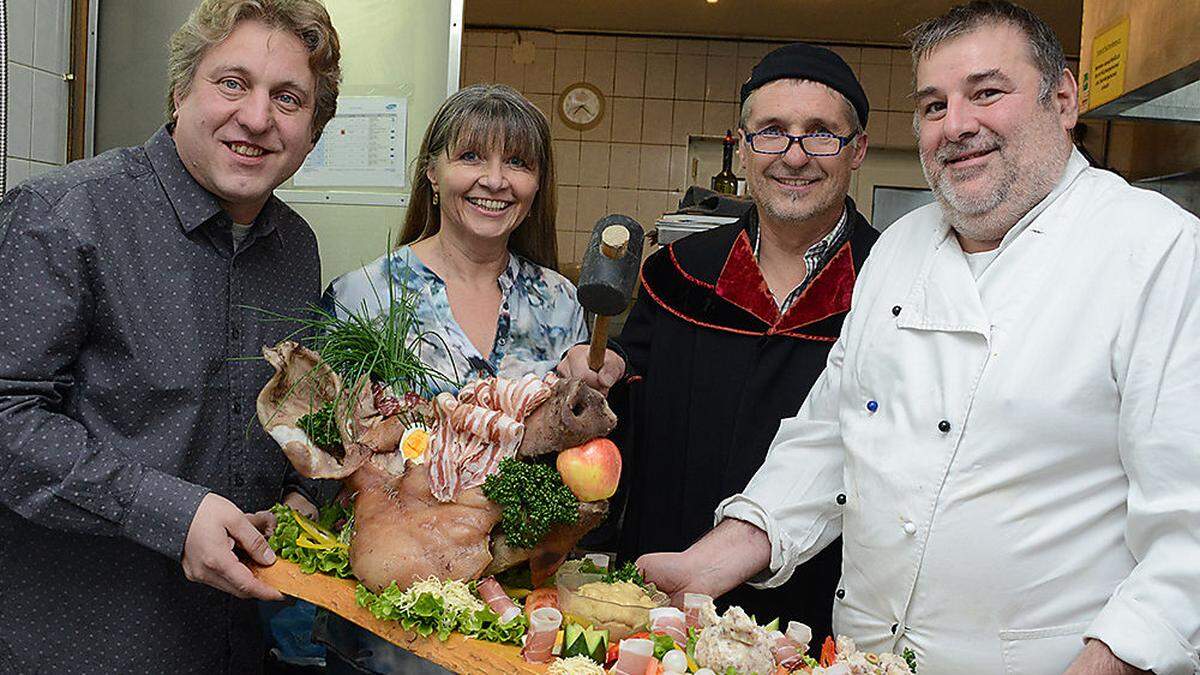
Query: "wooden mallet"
577 214 644 372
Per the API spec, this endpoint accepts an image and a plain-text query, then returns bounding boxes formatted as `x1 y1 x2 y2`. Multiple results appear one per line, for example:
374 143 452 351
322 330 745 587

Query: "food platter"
248 303 919 675
253 558 546 674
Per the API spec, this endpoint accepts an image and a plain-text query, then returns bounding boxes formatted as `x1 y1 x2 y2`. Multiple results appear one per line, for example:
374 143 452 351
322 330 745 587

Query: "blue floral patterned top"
322 245 588 396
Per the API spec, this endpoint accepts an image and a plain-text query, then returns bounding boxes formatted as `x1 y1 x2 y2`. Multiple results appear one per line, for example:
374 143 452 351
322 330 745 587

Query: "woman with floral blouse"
312 84 588 674
325 83 587 395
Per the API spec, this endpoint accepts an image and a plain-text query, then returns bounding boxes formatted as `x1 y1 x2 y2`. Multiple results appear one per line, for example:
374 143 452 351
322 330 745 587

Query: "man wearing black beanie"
558 42 878 643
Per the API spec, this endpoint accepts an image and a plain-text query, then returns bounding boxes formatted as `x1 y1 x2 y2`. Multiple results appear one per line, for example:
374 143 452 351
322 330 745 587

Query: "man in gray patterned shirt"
0 1 340 672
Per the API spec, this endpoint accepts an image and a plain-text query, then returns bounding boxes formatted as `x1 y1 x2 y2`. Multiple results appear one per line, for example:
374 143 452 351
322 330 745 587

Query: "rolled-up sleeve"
0 188 208 560
714 332 847 588
1087 217 1200 674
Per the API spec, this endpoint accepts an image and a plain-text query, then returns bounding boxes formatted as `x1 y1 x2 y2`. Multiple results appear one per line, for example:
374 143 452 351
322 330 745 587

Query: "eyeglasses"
743 129 858 157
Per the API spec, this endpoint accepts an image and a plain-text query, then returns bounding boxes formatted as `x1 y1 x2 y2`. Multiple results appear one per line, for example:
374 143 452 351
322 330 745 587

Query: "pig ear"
276 436 371 480
257 342 372 479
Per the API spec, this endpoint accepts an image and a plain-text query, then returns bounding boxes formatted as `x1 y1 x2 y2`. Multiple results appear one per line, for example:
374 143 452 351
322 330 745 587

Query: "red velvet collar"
714 230 856 334
774 242 856 334
715 230 780 325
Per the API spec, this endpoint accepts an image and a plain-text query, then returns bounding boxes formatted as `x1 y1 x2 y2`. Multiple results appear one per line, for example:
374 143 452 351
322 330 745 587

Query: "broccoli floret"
297 402 343 458
482 458 579 549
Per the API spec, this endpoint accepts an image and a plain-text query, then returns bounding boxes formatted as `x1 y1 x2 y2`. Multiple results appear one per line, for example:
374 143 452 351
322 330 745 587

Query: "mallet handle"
588 314 612 371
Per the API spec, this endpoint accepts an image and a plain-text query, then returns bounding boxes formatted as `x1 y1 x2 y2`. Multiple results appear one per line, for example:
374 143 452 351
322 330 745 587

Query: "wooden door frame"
67 0 91 161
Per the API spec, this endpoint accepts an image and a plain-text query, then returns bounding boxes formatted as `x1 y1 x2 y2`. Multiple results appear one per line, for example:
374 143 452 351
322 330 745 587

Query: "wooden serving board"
253 559 547 674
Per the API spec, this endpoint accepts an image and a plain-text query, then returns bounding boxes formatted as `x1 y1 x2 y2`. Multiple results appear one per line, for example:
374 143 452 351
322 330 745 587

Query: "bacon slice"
684 592 717 629
771 621 813 669
650 607 688 645
610 638 654 675
771 632 802 668
523 587 559 618
522 607 562 663
428 374 555 502
372 381 404 417
476 576 521 624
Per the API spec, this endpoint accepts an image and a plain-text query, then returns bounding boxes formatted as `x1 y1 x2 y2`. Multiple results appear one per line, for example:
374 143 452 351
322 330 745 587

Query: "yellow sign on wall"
1084 17 1130 110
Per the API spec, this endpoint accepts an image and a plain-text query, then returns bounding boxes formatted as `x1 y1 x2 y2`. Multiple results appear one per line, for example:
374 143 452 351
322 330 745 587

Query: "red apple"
557 438 622 501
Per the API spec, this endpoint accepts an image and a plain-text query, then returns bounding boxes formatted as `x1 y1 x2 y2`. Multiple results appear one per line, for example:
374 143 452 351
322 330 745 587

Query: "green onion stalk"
244 249 460 436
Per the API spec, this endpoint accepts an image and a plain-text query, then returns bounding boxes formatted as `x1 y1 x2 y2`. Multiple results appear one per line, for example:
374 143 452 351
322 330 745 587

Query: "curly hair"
166 0 341 142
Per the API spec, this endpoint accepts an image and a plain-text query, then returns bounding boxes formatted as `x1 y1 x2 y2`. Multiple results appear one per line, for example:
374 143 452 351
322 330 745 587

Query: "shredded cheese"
547 656 606 675
399 576 485 615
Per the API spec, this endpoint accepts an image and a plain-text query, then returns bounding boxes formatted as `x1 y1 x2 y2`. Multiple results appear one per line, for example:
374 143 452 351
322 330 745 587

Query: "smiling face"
427 136 541 246
914 22 1077 248
171 19 317 223
739 79 867 229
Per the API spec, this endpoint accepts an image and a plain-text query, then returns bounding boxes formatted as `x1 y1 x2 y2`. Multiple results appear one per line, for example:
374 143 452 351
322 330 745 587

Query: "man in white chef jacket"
637 2 1200 674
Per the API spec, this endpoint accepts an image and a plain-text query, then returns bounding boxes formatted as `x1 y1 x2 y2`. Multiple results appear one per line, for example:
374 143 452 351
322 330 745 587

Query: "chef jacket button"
891 623 899 635
903 521 917 535
836 493 847 505
892 305 902 316
836 588 845 599
866 400 878 412
938 419 951 433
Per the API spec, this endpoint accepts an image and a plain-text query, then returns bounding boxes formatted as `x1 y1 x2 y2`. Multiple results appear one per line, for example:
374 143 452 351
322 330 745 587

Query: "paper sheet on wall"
294 97 407 188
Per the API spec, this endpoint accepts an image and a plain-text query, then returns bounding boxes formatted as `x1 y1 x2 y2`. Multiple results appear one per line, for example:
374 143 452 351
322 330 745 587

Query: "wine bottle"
710 129 738 195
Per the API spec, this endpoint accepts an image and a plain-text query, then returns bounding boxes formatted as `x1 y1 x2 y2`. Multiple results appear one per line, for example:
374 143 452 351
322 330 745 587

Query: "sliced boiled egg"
400 425 431 463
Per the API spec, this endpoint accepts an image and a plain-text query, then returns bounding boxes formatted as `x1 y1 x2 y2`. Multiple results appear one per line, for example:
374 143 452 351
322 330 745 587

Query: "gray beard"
933 161 1033 244
922 126 1067 246
941 156 1062 245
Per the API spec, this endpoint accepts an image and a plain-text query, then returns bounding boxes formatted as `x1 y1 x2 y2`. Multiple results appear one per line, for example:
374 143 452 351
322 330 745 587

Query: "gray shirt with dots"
0 126 324 674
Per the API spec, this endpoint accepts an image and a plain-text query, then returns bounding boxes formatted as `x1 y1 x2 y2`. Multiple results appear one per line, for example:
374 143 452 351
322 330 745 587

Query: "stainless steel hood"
1078 0 1200 124
1096 61 1200 123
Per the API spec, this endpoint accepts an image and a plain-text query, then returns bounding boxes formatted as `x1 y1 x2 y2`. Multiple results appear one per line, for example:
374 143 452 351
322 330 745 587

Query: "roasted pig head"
350 463 502 592
259 356 620 591
517 378 617 458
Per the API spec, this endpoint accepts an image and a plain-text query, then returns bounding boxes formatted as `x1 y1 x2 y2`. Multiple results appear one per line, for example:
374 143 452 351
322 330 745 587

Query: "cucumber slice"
583 628 609 663
561 623 587 658
762 617 780 632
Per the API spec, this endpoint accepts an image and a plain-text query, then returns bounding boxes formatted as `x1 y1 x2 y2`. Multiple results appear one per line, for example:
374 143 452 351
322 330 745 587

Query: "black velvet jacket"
610 199 878 638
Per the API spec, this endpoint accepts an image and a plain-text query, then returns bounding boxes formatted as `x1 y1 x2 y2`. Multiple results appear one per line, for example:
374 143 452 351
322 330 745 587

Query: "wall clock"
558 81 605 131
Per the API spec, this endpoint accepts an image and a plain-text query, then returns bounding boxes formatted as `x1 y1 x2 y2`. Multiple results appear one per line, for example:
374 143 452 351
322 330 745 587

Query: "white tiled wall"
462 30 929 267
463 29 1080 269
6 0 72 192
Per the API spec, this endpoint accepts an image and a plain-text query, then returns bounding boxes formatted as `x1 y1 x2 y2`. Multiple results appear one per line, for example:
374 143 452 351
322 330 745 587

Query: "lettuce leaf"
461 607 529 645
650 631 678 658
355 583 528 646
685 626 700 662
268 502 354 579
